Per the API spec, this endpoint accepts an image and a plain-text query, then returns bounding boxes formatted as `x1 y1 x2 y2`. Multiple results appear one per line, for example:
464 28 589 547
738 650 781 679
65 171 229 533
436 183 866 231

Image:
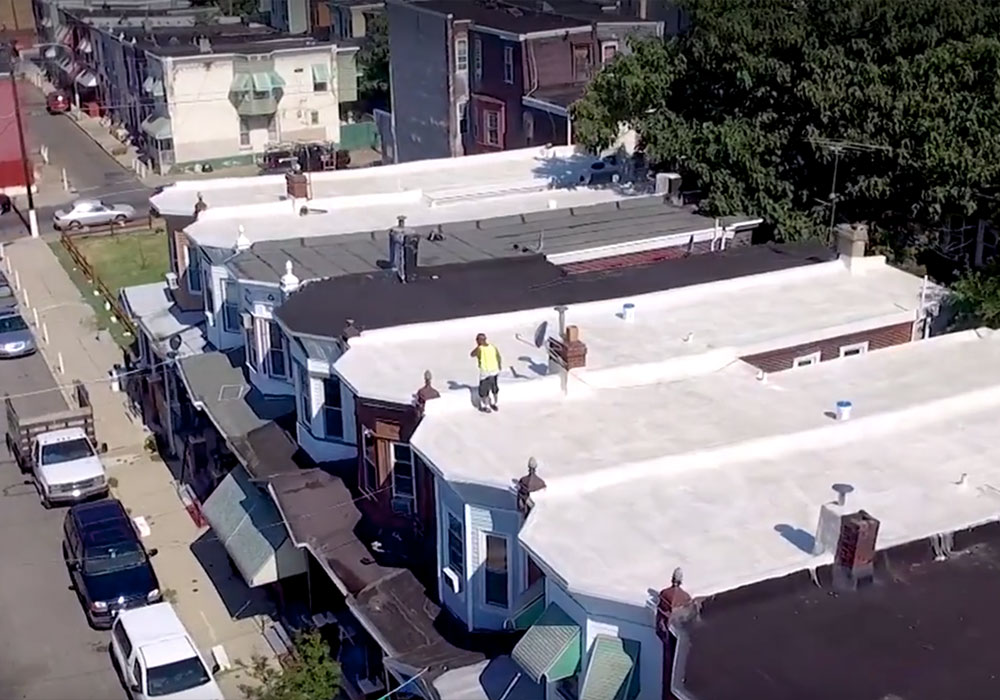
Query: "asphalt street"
0 348 125 700
0 77 152 240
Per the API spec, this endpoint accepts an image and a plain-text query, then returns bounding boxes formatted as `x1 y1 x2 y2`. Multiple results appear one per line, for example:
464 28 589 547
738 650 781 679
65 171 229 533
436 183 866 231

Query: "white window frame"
600 40 619 64
245 320 259 372
503 44 514 84
473 36 482 82
792 351 821 368
484 108 501 146
481 531 511 610
390 442 417 515
222 280 240 333
264 319 288 379
445 510 465 580
183 244 202 294
455 36 468 72
360 427 377 493
238 116 251 147
839 341 870 358
323 376 344 439
295 362 311 429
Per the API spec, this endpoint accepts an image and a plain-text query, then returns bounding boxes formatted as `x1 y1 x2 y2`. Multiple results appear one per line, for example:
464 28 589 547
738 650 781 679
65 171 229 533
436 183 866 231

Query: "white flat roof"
335 256 935 405
413 329 1000 607
151 145 639 243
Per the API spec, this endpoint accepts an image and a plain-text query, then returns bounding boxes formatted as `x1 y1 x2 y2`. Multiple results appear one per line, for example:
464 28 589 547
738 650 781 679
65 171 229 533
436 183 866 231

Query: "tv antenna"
809 138 892 243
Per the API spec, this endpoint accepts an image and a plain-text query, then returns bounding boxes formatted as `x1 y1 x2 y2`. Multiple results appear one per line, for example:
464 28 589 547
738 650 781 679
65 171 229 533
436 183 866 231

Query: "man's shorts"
478 374 499 398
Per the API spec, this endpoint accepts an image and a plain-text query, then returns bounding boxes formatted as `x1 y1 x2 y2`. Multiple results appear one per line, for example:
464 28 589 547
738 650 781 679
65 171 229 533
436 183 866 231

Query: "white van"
110 603 224 700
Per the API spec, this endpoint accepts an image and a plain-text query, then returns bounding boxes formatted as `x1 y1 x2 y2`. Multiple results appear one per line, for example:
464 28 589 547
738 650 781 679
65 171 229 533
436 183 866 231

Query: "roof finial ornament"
234 225 250 252
280 260 300 294
193 192 208 218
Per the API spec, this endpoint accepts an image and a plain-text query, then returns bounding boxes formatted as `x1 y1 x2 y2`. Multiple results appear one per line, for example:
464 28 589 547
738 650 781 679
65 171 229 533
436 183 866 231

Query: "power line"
808 137 893 243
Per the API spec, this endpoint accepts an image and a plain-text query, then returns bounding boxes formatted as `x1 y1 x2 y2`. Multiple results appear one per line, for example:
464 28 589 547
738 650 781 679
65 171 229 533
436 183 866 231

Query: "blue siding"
469 505 522 630
437 480 467 622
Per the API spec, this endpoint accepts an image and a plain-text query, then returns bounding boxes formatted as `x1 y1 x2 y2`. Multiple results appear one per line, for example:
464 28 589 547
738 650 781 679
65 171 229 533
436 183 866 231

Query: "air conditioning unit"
240 311 253 330
165 272 179 290
442 567 461 593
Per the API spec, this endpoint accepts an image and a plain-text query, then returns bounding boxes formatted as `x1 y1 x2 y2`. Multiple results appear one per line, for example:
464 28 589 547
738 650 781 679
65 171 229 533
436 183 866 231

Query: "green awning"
230 73 252 92
511 603 581 683
580 635 641 700
311 63 330 83
202 465 306 587
506 578 546 630
249 71 286 92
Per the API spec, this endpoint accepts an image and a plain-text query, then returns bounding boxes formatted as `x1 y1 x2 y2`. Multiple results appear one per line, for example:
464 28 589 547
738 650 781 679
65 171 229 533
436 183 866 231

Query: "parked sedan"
54 199 137 230
0 310 35 358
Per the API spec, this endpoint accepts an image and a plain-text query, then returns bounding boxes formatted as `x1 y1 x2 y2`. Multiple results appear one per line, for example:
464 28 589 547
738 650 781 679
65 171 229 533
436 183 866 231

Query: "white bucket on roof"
835 400 853 421
622 303 636 323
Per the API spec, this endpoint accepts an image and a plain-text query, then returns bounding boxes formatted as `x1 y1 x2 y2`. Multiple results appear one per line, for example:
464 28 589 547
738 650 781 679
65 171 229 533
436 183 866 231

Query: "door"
89 204 114 225
110 620 133 682
129 657 144 699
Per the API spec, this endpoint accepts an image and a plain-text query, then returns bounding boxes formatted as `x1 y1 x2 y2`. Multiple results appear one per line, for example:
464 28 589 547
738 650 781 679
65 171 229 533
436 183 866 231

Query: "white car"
111 603 224 700
33 428 108 507
53 199 137 230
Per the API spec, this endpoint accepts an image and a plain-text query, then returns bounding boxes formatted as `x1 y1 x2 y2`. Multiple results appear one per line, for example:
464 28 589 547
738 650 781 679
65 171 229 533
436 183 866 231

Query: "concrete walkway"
3 237 273 698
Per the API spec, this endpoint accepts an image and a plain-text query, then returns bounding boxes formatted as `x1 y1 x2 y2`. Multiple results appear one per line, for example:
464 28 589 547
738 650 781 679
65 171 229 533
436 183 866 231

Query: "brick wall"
562 228 752 275
741 321 915 373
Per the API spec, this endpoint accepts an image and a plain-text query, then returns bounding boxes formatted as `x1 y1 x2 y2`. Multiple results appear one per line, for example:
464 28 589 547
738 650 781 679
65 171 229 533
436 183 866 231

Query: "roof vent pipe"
555 305 567 336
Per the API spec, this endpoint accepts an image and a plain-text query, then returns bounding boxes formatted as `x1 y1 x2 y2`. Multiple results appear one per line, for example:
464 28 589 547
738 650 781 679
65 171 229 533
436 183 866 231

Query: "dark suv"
63 499 161 628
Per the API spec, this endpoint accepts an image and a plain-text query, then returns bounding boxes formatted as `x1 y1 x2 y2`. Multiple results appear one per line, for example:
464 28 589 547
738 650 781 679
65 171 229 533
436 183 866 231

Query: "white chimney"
836 223 869 270
234 225 250 252
280 260 300 295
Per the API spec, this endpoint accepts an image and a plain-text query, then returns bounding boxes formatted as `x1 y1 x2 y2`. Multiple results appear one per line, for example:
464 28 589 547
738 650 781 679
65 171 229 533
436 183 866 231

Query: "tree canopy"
572 0 1000 264
357 12 390 110
240 630 341 700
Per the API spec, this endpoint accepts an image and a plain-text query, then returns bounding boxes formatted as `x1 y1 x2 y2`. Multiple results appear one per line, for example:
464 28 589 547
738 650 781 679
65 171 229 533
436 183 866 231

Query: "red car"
46 91 70 114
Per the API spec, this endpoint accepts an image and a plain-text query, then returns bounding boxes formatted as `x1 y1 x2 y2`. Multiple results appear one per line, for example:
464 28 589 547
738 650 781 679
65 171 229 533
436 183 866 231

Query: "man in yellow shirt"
470 333 502 413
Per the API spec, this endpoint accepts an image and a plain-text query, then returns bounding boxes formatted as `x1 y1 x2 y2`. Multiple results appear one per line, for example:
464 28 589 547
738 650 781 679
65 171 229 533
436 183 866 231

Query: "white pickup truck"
6 381 109 508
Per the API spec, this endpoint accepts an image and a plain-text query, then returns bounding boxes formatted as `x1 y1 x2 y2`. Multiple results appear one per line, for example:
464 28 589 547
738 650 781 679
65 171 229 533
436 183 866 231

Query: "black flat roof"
680 521 1000 700
276 241 836 339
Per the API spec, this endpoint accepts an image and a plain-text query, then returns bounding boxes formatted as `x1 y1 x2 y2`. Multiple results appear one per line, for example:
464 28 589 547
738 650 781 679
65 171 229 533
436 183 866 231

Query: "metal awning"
230 73 252 92
250 71 286 91
579 635 641 700
140 115 172 141
75 70 98 88
506 578 545 630
202 465 306 588
142 76 164 96
511 603 582 683
310 63 330 83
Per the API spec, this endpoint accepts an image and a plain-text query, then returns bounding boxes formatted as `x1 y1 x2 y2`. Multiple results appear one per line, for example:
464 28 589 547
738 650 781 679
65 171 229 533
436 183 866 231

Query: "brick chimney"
286 171 309 201
836 223 868 269
656 568 695 700
516 457 546 515
547 324 587 371
414 370 440 407
833 509 880 591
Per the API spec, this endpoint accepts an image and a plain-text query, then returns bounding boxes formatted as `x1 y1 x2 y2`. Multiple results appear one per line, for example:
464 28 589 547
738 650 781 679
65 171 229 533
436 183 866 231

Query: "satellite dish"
533 321 549 348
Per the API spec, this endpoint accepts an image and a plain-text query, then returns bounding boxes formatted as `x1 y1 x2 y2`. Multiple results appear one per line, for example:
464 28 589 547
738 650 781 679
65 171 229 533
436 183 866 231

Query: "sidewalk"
3 237 273 698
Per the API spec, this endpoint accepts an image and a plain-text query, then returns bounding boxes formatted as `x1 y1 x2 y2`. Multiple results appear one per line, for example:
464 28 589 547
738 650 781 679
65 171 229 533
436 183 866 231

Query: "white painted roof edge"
150 144 583 215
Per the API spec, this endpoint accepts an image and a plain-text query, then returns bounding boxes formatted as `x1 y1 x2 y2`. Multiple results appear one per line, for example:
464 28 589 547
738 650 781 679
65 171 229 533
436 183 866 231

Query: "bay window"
222 280 240 332
265 320 287 379
484 533 509 607
323 376 343 438
391 442 416 514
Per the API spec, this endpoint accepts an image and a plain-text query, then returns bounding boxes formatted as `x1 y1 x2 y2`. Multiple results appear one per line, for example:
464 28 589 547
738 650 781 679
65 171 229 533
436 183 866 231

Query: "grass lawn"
48 228 169 348
73 230 170 292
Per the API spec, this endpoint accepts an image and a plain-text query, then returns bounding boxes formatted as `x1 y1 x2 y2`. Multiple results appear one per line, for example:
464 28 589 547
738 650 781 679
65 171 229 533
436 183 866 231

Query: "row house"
385 0 661 163
40 8 359 174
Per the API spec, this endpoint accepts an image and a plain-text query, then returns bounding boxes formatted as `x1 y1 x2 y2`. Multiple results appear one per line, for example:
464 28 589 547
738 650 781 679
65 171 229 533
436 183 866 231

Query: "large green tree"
240 630 342 700
357 12 390 109
572 0 1000 261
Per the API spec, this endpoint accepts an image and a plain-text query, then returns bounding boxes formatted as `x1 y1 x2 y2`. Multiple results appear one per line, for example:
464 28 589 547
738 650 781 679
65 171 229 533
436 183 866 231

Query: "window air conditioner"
442 567 461 594
241 311 253 330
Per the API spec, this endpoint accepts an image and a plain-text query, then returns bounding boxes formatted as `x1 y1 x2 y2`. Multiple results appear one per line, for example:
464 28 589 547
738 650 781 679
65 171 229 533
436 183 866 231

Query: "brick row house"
132 146 947 698
385 0 662 163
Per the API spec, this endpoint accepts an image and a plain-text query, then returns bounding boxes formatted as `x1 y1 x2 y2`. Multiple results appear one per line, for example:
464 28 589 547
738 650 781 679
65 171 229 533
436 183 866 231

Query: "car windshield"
84 540 146 575
40 438 95 465
0 314 27 332
146 657 211 697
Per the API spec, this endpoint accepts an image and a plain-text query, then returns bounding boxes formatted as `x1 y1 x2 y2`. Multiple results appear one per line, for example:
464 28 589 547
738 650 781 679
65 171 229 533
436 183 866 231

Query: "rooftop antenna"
808 137 892 245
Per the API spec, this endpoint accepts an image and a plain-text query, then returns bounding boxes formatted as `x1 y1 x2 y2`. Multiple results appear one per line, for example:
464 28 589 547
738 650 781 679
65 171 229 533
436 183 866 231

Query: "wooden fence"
59 231 138 338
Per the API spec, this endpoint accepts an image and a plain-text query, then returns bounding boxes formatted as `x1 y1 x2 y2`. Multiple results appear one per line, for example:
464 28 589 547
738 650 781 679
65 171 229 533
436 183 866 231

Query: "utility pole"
6 44 39 237
809 137 891 245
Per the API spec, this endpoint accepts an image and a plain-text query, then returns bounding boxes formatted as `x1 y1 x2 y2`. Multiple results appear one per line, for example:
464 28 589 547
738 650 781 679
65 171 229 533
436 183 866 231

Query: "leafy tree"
357 12 390 109
240 630 342 700
572 0 1000 262
949 265 1000 329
